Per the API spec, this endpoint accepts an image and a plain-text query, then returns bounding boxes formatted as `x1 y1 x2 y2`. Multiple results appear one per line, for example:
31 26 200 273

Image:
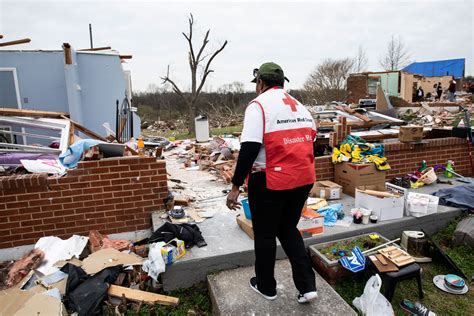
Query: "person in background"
435 82 443 101
226 62 318 304
447 80 456 102
416 85 424 102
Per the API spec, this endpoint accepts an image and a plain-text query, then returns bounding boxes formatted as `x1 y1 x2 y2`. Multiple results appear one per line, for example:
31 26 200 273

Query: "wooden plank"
334 105 372 122
61 116 108 142
0 108 69 118
108 285 179 306
369 254 399 273
0 38 31 47
68 123 75 146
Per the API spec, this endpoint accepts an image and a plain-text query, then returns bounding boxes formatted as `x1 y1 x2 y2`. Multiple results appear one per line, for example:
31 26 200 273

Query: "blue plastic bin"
241 198 251 220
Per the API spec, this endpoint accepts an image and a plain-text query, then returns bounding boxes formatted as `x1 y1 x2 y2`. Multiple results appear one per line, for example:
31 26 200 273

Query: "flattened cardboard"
13 292 67 316
82 248 143 275
335 162 386 196
310 180 342 200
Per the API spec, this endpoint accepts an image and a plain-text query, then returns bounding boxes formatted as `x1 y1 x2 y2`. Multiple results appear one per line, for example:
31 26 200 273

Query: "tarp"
403 58 465 78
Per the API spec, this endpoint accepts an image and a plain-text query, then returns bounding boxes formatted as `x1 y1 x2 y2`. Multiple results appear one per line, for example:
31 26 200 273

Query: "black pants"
248 172 316 295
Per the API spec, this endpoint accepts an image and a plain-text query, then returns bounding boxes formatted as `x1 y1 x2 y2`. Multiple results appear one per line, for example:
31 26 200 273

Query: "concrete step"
208 259 357 316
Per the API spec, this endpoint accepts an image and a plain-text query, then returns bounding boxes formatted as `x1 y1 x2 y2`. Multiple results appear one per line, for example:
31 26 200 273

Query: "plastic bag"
142 242 166 281
353 274 394 316
316 203 344 226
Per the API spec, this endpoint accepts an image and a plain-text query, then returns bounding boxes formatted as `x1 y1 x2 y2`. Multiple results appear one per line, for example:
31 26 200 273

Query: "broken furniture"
381 263 423 302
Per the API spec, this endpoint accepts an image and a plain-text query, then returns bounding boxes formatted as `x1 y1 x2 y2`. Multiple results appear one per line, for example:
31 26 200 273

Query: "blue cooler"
241 198 251 220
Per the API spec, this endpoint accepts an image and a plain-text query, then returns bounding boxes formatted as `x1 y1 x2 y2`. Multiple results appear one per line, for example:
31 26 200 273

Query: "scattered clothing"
432 183 474 209
61 263 122 316
148 222 207 248
332 135 390 171
59 139 101 168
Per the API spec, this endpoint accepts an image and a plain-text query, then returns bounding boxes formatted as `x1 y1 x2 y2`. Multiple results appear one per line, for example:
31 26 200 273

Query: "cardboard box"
355 185 405 221
236 207 324 240
161 238 186 265
236 214 254 239
399 125 423 142
310 180 342 200
335 162 386 196
298 208 324 237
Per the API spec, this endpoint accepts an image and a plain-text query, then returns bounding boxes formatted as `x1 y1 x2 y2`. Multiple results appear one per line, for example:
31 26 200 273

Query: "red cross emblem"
282 93 298 112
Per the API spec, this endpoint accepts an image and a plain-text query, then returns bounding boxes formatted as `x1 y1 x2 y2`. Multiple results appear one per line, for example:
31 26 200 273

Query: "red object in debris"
1 248 44 290
88 230 131 252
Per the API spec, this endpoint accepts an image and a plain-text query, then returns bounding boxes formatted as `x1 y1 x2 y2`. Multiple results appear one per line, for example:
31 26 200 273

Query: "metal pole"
89 23 93 49
129 98 134 139
116 100 119 142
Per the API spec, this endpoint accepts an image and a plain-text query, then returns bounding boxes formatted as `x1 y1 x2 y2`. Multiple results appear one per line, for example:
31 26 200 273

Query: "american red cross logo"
282 93 298 112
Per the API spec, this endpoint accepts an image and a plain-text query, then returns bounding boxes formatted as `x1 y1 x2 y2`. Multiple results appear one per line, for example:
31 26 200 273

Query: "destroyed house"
347 70 455 104
0 46 140 146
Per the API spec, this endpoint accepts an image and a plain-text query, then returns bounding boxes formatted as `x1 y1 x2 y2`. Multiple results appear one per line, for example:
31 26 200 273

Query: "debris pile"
0 223 210 314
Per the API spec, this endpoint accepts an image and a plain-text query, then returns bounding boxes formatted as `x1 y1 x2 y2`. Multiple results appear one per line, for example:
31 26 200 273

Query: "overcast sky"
1 0 473 92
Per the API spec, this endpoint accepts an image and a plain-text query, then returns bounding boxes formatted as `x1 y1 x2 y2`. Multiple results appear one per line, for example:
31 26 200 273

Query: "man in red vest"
226 62 317 303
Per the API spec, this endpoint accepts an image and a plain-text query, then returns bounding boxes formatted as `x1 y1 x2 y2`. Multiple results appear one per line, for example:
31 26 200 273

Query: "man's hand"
226 184 241 210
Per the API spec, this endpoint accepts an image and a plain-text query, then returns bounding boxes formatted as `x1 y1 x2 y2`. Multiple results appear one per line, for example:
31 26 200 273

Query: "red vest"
251 88 316 190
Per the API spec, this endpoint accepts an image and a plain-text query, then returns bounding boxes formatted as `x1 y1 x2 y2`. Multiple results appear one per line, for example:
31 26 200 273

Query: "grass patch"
334 218 474 315
432 216 474 279
124 283 212 316
334 260 473 315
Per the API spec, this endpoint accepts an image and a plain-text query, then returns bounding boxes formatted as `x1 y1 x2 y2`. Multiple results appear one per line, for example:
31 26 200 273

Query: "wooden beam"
334 105 372 122
119 55 133 59
78 46 111 51
68 123 75 146
108 285 179 306
0 108 69 119
0 38 31 47
61 116 108 142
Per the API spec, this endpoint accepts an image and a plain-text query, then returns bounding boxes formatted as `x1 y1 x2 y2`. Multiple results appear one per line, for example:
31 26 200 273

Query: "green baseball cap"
251 62 290 83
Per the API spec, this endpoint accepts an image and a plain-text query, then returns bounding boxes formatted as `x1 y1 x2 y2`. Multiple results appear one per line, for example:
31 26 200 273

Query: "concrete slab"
208 259 357 316
162 178 468 290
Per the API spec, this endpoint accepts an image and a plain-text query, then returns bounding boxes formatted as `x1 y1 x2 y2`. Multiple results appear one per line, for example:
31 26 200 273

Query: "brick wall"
347 74 369 104
315 137 473 182
315 156 334 181
384 137 473 178
0 157 167 249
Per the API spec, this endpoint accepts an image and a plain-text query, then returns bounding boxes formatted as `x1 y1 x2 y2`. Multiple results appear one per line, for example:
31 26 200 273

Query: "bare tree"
303 58 354 104
353 45 368 73
161 14 227 134
379 35 410 71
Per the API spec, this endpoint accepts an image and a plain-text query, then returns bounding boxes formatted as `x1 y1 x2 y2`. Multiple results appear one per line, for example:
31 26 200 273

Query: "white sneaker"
249 277 277 300
297 291 318 304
